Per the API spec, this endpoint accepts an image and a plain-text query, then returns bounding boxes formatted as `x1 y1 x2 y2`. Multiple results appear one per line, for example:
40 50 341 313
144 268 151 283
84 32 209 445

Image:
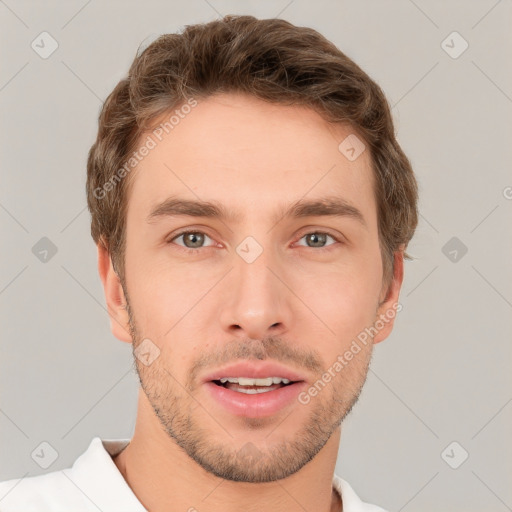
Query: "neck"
113 390 343 512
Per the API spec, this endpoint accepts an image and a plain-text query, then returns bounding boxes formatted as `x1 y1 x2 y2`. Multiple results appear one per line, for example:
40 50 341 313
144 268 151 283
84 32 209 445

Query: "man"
0 14 418 512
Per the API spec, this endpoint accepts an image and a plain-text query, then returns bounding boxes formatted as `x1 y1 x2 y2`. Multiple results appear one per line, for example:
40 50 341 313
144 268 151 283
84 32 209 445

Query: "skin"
97 92 404 512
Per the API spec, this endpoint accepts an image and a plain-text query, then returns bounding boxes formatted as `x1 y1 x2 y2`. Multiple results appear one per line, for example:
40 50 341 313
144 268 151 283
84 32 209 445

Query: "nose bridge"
220 237 290 338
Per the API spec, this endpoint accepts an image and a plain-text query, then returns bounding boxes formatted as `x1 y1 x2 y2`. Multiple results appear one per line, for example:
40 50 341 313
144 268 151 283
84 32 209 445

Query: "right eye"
168 230 217 253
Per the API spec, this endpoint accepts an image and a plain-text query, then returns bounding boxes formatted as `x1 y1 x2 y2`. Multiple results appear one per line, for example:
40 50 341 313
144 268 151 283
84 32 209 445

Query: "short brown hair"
86 14 418 289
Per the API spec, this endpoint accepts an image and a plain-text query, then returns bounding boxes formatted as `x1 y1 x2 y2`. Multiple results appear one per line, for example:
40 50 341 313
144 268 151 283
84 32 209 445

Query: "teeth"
218 377 291 385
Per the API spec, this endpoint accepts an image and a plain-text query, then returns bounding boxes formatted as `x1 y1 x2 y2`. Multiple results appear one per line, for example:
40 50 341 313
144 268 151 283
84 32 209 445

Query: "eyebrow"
146 195 367 228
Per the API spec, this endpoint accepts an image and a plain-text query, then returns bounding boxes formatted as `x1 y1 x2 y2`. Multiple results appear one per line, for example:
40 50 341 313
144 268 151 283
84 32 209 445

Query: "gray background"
1 0 511 510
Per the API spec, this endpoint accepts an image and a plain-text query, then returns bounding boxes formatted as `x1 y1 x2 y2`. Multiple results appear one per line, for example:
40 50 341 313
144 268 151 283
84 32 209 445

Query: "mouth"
205 376 307 418
211 376 299 394
201 361 308 417
201 360 307 385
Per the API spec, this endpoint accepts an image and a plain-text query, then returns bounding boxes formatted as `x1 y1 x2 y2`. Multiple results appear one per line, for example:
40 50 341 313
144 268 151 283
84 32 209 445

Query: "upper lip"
202 361 307 383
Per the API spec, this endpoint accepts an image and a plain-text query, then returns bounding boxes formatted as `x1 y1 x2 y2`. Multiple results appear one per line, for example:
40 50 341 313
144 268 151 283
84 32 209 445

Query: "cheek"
123 258 176 338
124 231 184 323
293 265 380 347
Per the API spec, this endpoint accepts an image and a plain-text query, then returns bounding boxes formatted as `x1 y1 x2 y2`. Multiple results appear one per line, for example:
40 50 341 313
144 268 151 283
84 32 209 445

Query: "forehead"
125 93 377 226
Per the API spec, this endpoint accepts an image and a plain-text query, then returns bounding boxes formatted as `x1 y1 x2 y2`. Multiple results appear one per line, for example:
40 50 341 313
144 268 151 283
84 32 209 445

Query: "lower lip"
204 381 307 418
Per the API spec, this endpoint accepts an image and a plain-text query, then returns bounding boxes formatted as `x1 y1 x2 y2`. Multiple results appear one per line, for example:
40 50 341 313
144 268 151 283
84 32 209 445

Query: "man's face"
116 93 398 482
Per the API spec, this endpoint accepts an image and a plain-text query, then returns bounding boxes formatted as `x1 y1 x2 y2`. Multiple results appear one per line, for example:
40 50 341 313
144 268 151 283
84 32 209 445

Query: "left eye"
296 232 338 249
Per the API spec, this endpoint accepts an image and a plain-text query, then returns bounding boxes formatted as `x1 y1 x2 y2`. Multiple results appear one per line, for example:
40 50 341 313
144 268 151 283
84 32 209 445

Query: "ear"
97 242 132 343
372 248 405 345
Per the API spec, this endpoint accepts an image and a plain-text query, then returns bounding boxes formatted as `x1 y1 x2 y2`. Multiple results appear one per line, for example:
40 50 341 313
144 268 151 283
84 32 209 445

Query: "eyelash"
167 229 343 254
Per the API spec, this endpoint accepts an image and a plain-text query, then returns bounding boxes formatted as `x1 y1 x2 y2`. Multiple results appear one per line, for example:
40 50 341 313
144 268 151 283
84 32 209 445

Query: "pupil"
308 233 326 247
185 232 203 248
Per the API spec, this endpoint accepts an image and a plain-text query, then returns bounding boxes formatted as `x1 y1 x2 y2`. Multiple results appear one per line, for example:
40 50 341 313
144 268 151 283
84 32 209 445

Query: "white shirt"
0 437 387 511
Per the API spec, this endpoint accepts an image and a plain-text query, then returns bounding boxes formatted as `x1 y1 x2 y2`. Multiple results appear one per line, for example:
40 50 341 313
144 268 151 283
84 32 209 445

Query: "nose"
219 244 292 340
